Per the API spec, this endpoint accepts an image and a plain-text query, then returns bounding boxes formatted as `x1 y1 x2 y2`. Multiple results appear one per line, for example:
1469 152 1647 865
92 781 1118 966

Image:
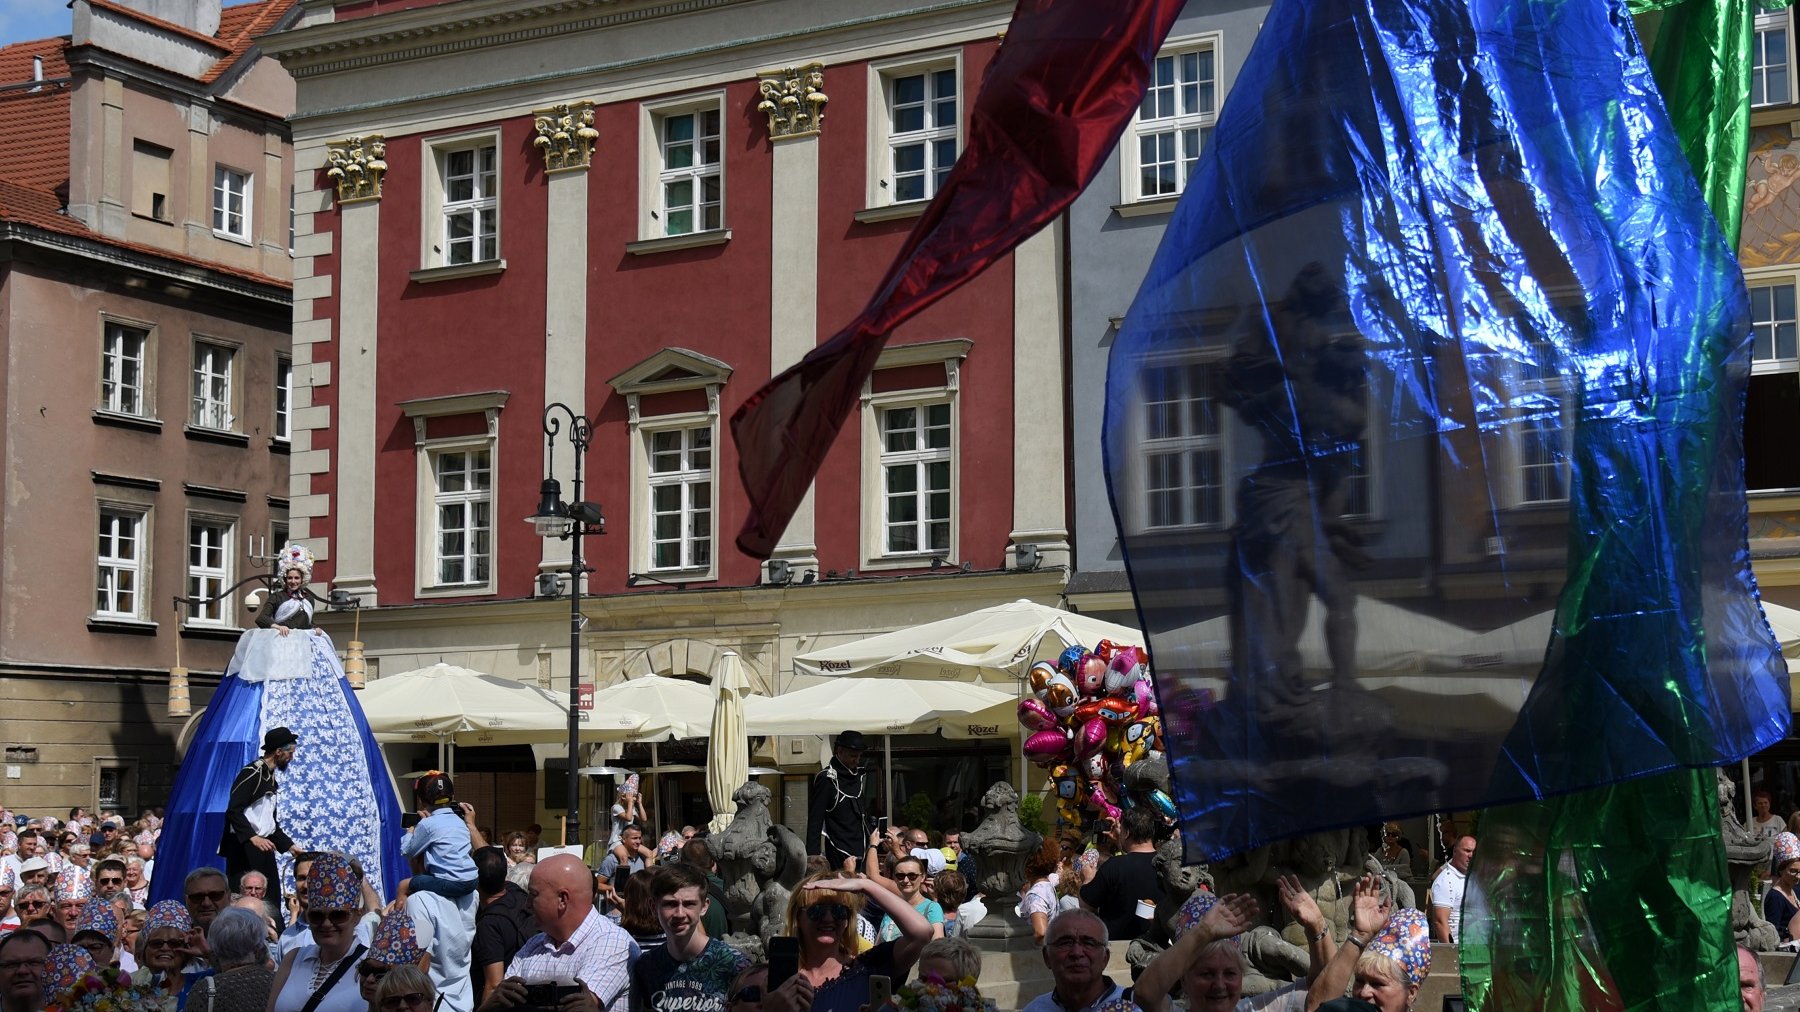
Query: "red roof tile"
84 0 232 51
0 39 72 192
202 0 300 85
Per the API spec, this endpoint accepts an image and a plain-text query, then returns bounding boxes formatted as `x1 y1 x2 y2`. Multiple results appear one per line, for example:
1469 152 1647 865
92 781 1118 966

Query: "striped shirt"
505 907 640 1009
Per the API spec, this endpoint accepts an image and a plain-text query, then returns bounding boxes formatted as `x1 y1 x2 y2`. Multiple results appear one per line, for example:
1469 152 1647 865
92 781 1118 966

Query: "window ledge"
859 555 960 573
184 426 250 447
626 230 732 256
270 438 291 455
131 213 174 227
853 202 927 225
1113 196 1181 219
415 585 499 600
180 625 242 641
212 230 253 246
92 410 163 433
410 259 508 284
87 617 157 636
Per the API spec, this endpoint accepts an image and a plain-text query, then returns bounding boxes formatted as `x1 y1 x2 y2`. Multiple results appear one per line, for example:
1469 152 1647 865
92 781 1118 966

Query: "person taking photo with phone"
479 855 638 1012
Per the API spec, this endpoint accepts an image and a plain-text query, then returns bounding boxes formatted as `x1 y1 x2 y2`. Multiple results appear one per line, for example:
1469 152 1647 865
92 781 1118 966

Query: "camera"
521 982 580 1011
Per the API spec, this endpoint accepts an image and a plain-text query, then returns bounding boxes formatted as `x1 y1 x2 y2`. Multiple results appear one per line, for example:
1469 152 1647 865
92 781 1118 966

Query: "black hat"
834 730 869 751
263 727 299 753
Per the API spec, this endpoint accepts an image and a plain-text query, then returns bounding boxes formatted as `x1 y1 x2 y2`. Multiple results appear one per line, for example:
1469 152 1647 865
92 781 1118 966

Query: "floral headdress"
893 975 996 1012
308 852 360 912
279 543 315 581
44 946 96 995
43 965 160 1012
1171 889 1237 949
73 898 118 943
1366 907 1432 988
1776 831 1800 872
367 910 424 967
53 869 92 903
144 899 190 934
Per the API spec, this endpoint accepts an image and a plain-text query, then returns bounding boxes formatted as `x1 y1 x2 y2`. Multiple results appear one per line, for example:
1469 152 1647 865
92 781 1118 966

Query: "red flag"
731 0 1182 559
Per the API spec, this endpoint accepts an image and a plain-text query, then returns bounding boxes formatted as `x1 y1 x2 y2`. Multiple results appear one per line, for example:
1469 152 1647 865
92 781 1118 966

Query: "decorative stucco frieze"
757 63 827 140
325 136 387 204
533 102 599 172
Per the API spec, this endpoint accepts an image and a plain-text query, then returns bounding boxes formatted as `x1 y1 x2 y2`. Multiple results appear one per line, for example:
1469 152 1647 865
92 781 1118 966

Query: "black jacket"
255 589 317 629
806 758 868 857
223 759 294 851
473 882 538 974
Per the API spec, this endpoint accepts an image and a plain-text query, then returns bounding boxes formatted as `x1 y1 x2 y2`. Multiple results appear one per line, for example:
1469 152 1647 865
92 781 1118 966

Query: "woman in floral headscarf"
267 853 367 1012
355 910 429 1012
153 544 405 913
1300 875 1432 1012
1766 831 1800 944
131 900 196 1011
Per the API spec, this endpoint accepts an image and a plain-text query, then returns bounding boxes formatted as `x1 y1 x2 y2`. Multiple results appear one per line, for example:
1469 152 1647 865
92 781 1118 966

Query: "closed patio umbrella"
706 652 751 833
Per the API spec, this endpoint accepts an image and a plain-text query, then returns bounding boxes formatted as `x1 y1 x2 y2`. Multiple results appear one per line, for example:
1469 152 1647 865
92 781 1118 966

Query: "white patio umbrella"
706 652 751 833
745 679 1018 737
585 674 716 740
358 662 656 771
792 599 1143 683
1168 597 1472 676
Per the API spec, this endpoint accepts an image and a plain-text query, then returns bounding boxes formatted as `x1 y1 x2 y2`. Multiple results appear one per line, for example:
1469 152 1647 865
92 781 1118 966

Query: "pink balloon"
1088 784 1122 822
1076 654 1109 698
1074 717 1108 760
1132 674 1159 717
1017 697 1058 732
1024 729 1073 763
1104 647 1141 693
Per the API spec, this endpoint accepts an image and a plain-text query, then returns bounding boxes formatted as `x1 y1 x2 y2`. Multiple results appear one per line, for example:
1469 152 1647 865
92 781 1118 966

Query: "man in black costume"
805 730 869 870
222 726 299 907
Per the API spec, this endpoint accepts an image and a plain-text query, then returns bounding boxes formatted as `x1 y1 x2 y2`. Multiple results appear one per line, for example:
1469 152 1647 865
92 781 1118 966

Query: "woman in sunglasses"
372 965 438 1012
267 854 369 1012
781 871 931 1012
357 909 430 1012
875 858 942 943
133 900 198 1011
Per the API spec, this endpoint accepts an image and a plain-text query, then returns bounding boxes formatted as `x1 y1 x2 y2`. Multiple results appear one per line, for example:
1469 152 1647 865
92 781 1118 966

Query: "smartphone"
400 813 421 830
869 974 892 1009
767 935 801 991
874 816 890 835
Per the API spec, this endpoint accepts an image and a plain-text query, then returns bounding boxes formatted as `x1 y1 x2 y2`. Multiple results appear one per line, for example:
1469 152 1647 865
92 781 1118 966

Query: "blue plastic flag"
1102 0 1790 861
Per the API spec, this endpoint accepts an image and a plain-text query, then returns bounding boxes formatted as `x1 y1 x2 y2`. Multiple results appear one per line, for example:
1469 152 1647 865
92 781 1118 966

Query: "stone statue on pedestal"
964 782 1042 941
1719 769 1779 951
714 779 808 952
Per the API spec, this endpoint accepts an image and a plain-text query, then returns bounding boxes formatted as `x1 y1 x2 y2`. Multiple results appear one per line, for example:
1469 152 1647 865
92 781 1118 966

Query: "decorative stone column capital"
533 102 599 173
757 63 828 140
325 135 386 204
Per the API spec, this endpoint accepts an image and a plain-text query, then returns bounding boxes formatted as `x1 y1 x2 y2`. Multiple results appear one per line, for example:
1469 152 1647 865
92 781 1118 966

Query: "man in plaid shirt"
479 854 640 1011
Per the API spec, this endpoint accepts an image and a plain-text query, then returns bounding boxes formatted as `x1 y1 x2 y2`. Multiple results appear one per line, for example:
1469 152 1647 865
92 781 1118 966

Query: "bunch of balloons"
1018 640 1175 828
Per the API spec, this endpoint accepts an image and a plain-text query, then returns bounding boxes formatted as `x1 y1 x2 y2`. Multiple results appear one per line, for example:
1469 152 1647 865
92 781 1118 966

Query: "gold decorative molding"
325 135 387 204
757 63 828 140
532 102 599 172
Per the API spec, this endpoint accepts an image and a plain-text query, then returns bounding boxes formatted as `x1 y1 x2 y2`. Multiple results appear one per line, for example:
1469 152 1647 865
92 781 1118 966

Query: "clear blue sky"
0 0 266 47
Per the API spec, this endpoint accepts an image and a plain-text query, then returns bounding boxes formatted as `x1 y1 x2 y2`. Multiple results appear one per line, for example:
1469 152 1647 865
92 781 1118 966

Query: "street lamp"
526 403 606 845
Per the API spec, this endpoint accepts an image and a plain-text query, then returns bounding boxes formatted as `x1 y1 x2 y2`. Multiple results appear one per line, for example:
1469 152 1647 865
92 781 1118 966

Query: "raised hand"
1198 892 1260 940
1350 872 1391 937
1277 873 1327 938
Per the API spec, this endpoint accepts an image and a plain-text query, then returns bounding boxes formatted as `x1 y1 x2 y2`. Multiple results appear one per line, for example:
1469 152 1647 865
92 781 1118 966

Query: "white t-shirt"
1756 814 1786 841
1431 863 1468 942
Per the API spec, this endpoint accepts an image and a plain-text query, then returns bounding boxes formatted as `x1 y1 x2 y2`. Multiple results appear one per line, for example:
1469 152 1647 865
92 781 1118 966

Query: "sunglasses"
730 987 763 1004
306 909 353 926
144 938 185 950
378 994 428 1010
893 872 922 882
358 963 390 980
186 889 227 905
17 901 47 911
804 902 850 923
96 878 124 888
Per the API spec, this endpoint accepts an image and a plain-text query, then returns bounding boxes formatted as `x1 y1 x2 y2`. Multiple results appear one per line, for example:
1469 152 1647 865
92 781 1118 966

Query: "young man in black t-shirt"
631 863 751 1012
1079 808 1167 940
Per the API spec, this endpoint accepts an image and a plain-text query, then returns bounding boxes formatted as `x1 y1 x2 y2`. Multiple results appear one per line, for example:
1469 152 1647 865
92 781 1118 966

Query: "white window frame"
1119 33 1222 205
95 504 148 621
100 319 151 418
1755 7 1794 109
612 348 731 583
212 165 251 242
638 93 727 240
1134 355 1231 532
1503 337 1572 507
858 339 969 570
642 418 718 574
185 514 235 628
877 400 954 557
1744 268 1800 493
429 444 495 589
274 355 292 443
190 339 237 432
866 52 962 209
419 130 503 270
402 393 507 598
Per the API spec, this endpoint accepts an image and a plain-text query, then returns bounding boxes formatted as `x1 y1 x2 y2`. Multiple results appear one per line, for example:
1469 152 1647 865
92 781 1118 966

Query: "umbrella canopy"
792 599 1143 683
706 652 751 833
360 662 659 746
745 678 1019 741
1168 597 1472 676
1427 602 1800 674
586 674 716 741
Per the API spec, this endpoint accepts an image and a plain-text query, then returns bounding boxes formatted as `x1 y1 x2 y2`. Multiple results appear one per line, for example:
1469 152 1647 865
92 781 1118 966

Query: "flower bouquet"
891 974 998 1012
44 967 162 1012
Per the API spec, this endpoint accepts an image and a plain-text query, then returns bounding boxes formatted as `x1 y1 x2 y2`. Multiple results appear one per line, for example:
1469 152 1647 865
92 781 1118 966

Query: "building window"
880 402 953 555
1511 338 1569 506
95 507 146 620
1128 44 1218 201
94 759 138 814
271 520 289 554
274 356 292 443
885 67 958 203
288 186 297 255
132 141 172 222
433 448 492 586
186 516 233 626
654 104 723 236
440 143 498 265
1748 277 1800 491
647 424 713 571
191 342 235 430
1756 7 1793 108
212 166 250 240
101 322 148 417
1140 361 1226 529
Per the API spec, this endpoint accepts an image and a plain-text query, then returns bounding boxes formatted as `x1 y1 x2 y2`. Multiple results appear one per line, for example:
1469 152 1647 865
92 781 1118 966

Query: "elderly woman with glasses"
267 854 370 1012
782 870 931 1012
133 900 201 1010
372 965 437 1012
357 910 430 1012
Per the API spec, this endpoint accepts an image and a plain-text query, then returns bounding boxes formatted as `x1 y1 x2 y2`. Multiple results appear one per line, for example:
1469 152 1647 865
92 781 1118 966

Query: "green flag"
1461 4 1783 1010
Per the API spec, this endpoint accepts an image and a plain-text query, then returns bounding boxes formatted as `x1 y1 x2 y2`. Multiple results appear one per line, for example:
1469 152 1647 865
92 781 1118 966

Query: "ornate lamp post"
525 403 606 845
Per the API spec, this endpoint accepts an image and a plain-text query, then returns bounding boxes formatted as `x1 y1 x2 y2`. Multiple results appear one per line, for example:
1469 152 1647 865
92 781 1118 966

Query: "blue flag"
1102 0 1790 861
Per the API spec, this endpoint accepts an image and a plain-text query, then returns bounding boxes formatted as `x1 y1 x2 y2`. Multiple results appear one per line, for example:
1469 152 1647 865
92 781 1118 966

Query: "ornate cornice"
757 63 827 140
326 135 387 204
532 102 599 173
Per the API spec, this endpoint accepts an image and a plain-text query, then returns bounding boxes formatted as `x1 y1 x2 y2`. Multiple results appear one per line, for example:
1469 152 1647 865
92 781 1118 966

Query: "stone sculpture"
1719 769 1779 951
964 782 1042 940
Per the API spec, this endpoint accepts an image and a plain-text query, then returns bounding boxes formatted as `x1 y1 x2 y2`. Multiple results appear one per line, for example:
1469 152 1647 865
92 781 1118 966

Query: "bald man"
478 856 639 1011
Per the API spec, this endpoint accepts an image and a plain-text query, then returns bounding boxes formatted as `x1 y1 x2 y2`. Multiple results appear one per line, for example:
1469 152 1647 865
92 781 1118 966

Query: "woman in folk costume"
151 544 406 908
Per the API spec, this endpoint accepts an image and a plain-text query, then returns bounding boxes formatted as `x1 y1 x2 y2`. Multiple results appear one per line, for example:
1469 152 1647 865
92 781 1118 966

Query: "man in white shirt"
1429 835 1476 943
1021 910 1127 1012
